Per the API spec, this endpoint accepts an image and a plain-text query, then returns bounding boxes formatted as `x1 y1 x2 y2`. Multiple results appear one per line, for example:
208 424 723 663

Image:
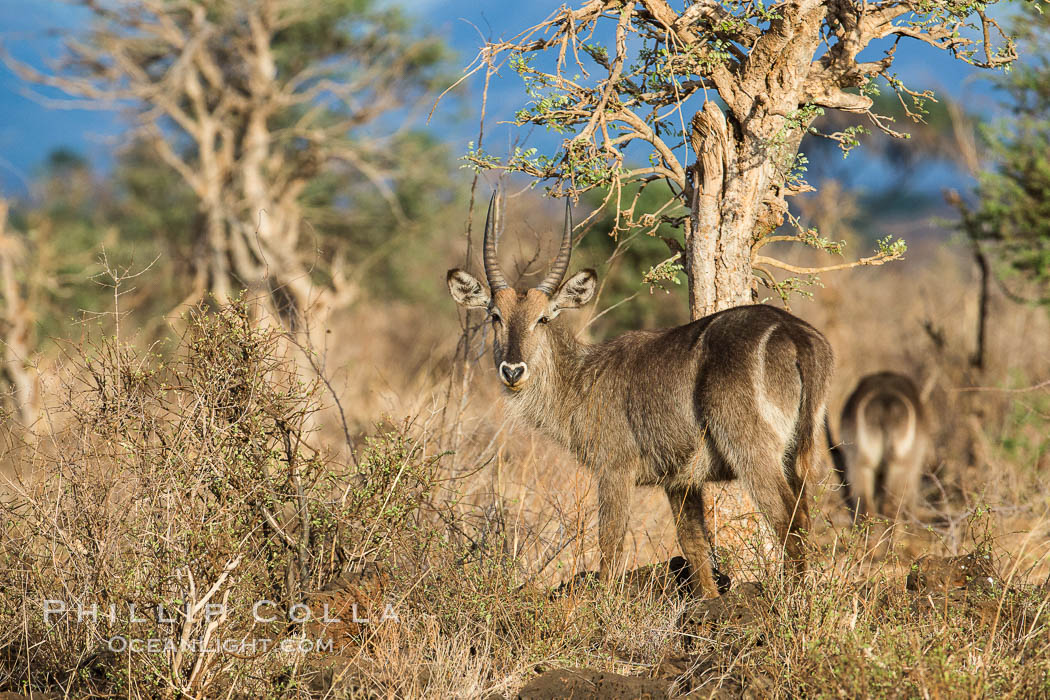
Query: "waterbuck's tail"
789 331 833 496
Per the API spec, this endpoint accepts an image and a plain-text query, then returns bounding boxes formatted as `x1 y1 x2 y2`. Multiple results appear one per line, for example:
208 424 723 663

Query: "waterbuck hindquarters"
836 371 930 522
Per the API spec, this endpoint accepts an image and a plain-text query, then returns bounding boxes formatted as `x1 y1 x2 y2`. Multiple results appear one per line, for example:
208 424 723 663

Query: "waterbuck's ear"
447 269 490 308
550 269 597 311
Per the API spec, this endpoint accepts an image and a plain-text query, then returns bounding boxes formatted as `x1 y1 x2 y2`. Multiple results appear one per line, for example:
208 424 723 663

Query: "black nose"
501 365 525 384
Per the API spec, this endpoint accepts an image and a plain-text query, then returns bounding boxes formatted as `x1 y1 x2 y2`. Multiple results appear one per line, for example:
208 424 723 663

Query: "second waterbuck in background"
447 194 834 598
828 371 931 521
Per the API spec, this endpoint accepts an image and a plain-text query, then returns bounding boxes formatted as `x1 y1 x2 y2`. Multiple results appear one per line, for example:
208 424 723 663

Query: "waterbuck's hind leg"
718 323 828 585
665 484 722 598
848 450 879 523
779 411 823 578
782 472 811 578
881 438 926 519
597 472 631 587
738 455 809 581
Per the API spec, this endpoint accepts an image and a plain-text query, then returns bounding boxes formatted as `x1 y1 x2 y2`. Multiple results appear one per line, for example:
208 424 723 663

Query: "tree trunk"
970 246 990 372
687 113 772 577
680 2 827 579
205 204 232 305
0 200 40 428
686 99 815 579
197 113 233 307
235 12 341 335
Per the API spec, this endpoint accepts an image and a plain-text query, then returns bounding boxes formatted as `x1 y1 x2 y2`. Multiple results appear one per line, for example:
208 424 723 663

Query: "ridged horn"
482 190 509 292
536 198 573 295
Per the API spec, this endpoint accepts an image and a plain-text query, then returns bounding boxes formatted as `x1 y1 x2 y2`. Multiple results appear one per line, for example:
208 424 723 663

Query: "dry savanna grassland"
1 218 1050 699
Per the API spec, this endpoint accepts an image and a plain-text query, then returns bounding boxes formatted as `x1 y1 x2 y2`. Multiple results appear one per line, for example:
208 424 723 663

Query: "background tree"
0 149 183 426
0 198 38 426
473 1 1016 318
952 1 1050 313
4 0 448 330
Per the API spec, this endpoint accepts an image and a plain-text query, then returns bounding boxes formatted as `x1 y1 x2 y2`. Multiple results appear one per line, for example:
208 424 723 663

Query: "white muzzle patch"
499 361 529 389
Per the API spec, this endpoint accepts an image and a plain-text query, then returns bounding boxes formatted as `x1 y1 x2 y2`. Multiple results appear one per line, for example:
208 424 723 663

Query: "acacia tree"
470 1 1018 571
474 0 1016 318
5 0 445 329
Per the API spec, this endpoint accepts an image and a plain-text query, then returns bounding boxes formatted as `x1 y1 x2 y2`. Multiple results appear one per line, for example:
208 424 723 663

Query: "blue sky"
0 1 1009 197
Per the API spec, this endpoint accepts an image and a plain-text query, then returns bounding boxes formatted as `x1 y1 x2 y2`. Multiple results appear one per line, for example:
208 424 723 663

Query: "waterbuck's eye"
538 316 550 325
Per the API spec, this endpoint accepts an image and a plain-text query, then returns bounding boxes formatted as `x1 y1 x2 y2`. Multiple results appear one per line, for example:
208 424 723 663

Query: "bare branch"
753 250 903 276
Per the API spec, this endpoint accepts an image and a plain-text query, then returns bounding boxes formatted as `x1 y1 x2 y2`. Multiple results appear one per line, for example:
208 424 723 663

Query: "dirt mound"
901 551 1041 628
683 581 766 632
517 669 669 699
906 552 999 593
305 563 391 649
514 654 774 700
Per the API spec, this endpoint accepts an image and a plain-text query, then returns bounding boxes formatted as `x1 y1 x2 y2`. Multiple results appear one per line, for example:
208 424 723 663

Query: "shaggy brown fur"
447 196 834 597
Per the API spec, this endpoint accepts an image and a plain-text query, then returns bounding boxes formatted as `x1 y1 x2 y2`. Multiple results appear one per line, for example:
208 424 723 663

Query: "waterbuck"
827 372 931 521
447 194 834 598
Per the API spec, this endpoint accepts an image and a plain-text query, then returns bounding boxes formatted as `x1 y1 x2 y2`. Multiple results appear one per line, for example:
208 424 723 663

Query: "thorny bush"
0 300 442 697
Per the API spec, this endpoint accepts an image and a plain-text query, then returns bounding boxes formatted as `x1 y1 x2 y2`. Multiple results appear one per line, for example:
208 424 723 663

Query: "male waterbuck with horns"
446 194 834 597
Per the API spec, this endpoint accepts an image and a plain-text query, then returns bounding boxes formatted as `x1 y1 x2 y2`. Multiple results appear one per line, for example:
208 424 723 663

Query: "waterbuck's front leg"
596 472 631 587
664 484 722 598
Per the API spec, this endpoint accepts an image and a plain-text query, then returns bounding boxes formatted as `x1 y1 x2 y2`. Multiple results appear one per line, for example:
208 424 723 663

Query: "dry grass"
1 237 1049 698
